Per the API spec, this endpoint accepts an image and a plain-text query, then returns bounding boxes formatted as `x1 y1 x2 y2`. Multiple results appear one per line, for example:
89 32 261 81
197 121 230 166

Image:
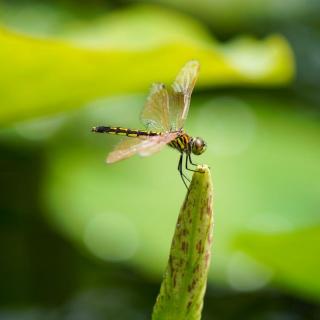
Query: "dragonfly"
91 60 207 188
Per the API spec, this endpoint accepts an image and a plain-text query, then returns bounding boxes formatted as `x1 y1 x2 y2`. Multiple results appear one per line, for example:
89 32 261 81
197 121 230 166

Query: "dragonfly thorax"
190 137 207 155
169 133 207 156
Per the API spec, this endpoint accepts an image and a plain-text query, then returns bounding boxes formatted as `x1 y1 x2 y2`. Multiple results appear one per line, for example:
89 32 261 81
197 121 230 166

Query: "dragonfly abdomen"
92 126 160 137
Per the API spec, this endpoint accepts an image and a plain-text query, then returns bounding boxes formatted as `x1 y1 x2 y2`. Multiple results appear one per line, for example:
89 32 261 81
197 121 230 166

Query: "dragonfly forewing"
170 60 200 130
140 83 170 132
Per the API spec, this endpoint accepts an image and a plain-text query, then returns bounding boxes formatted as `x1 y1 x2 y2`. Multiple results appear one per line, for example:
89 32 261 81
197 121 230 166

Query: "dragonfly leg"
185 153 198 172
187 154 206 173
179 154 191 183
188 154 199 166
178 154 190 188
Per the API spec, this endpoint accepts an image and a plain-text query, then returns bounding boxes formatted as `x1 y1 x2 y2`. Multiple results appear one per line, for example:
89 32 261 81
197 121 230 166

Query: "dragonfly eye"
191 137 207 155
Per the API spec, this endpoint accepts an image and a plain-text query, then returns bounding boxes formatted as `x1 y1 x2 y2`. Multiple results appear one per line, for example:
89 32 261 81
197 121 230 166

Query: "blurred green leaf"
235 226 320 300
40 94 320 301
0 5 294 124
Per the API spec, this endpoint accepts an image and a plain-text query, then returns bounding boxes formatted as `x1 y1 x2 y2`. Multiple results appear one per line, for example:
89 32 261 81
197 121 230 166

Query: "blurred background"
1 0 320 319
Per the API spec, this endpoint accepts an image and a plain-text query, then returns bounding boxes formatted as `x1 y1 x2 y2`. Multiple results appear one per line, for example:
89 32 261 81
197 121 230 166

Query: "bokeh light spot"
247 212 295 234
83 212 139 262
227 251 273 291
194 97 256 157
14 115 66 141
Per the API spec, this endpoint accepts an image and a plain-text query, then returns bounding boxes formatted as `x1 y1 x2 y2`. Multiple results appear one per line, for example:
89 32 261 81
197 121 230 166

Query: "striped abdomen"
168 133 191 153
92 126 161 137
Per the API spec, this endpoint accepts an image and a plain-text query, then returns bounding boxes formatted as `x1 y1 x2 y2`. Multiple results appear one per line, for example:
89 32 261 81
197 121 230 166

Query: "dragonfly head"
191 137 207 155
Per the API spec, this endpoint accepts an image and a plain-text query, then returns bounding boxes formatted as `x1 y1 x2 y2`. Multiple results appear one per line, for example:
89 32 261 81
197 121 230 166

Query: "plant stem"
152 165 214 320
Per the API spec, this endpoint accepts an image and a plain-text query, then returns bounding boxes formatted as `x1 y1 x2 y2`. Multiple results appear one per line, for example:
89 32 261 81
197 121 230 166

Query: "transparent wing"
169 60 200 130
140 83 170 131
106 132 178 164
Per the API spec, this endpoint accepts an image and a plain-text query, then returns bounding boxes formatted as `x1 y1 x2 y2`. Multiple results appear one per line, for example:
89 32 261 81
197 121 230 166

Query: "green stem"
152 165 214 320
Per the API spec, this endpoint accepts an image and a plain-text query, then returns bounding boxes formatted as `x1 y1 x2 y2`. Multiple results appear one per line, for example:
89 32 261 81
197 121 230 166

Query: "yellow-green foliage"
0 6 294 124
